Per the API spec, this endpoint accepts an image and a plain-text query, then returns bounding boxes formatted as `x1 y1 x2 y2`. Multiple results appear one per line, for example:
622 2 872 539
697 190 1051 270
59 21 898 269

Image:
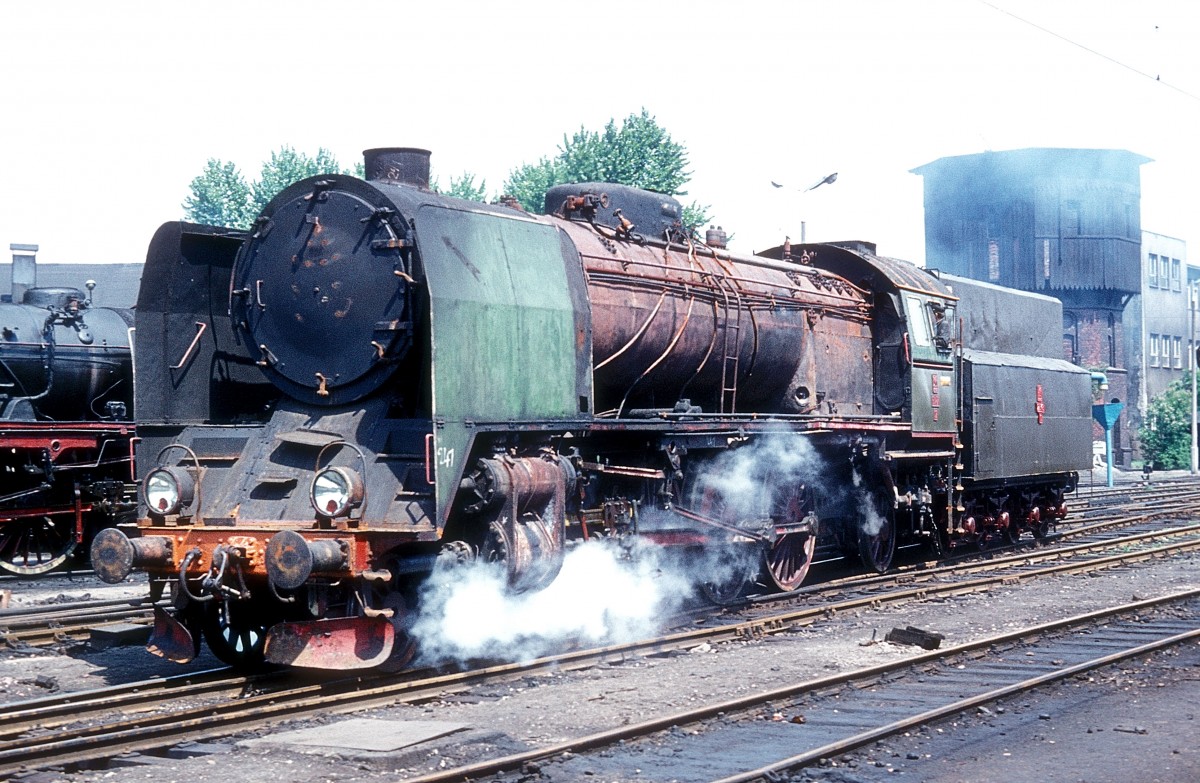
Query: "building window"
1172 259 1182 292
988 239 1000 281
1150 333 1159 367
1109 313 1118 367
1174 336 1183 369
1063 200 1081 235
1063 312 1078 364
1148 253 1159 288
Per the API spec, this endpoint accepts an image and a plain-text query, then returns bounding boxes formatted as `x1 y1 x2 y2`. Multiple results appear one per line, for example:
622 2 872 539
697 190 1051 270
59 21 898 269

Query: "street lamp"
770 172 838 243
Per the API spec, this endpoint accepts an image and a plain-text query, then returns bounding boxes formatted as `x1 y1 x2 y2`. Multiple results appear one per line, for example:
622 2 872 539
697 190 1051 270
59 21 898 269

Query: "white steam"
409 435 861 667
850 465 887 536
695 434 821 523
411 539 694 666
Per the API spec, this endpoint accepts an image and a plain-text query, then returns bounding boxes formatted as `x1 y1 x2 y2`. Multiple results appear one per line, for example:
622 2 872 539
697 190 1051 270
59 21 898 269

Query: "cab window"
931 303 953 353
907 296 931 347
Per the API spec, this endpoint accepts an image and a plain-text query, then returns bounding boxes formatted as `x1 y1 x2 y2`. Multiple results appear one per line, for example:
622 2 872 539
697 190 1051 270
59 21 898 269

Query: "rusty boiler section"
552 219 873 417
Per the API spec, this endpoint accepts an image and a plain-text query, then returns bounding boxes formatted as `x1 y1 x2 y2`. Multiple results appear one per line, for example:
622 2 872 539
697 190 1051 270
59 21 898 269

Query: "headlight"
144 467 195 516
311 467 364 518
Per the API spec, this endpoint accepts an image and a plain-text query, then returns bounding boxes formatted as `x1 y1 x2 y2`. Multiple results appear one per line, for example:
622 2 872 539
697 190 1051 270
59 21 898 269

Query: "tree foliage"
250 147 346 214
183 146 352 229
1140 372 1196 470
503 156 564 216
182 160 255 228
432 172 489 202
502 109 711 229
185 146 489 227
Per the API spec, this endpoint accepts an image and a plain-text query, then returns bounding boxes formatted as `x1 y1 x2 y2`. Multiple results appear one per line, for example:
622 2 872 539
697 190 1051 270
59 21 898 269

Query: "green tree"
502 109 711 230
250 146 346 215
432 172 489 202
504 156 564 215
1140 372 1195 470
182 159 254 228
183 146 352 229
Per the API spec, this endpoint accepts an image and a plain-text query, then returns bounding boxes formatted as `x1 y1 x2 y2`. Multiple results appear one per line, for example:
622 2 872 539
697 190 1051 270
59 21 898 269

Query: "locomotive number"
437 447 456 469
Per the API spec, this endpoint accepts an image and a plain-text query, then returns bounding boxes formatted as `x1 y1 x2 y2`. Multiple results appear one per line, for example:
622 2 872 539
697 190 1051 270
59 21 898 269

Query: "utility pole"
1191 280 1198 474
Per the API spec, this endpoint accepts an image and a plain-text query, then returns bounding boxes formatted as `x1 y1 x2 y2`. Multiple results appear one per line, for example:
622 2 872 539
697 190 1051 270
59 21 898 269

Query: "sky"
2 0 1197 269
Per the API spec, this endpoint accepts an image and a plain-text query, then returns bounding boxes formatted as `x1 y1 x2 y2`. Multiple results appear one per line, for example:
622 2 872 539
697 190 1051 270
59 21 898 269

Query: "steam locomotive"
91 148 1093 669
0 284 134 574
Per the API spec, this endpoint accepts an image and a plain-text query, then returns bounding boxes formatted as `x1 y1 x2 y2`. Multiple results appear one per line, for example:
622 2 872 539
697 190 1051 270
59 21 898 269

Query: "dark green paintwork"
416 205 591 523
902 294 957 434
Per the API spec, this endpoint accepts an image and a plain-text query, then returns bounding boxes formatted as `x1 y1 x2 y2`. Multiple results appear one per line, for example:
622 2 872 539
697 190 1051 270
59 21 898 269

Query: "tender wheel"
202 600 270 668
1029 506 1052 540
857 489 896 573
762 484 818 592
0 516 77 575
1004 522 1022 545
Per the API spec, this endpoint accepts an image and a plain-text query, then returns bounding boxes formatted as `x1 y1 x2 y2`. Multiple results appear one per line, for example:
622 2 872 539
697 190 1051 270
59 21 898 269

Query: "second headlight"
144 467 195 516
311 467 364 518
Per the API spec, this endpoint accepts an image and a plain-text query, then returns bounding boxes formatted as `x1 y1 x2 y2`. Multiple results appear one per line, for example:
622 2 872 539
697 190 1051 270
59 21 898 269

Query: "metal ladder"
715 271 745 414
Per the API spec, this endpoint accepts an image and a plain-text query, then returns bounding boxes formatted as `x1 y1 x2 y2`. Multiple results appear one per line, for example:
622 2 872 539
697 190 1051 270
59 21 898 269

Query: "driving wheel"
0 516 76 575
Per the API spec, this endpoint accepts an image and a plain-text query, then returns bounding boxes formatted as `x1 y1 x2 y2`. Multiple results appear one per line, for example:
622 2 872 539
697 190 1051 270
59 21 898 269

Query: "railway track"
0 527 1196 778
406 591 1200 783
0 595 160 649
3 485 1197 653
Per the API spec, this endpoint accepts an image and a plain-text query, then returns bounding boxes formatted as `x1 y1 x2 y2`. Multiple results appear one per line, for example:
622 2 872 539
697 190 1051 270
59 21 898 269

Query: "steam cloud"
410 434 885 667
411 539 695 666
697 434 821 522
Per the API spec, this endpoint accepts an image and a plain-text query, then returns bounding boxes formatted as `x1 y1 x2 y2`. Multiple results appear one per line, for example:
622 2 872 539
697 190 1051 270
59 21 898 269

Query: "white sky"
2 0 1197 267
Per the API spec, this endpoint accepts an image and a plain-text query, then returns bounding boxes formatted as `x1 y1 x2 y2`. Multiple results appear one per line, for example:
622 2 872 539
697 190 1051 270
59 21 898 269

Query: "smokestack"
363 147 431 189
9 243 37 304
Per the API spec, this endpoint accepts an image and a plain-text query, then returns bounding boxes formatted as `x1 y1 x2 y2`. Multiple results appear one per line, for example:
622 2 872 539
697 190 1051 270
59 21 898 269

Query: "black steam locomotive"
0 283 135 574
92 148 1093 668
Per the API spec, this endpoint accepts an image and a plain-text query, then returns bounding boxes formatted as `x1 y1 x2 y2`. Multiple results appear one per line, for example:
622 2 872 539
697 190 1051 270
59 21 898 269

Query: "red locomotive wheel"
762 484 818 592
692 481 756 605
763 533 817 592
0 516 77 576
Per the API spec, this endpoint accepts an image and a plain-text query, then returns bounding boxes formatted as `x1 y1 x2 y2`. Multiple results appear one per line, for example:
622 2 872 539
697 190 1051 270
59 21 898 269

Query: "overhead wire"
978 0 1200 104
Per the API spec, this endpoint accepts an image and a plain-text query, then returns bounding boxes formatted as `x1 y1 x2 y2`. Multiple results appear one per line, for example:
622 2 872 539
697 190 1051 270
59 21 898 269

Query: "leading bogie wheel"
202 600 271 669
701 564 753 606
